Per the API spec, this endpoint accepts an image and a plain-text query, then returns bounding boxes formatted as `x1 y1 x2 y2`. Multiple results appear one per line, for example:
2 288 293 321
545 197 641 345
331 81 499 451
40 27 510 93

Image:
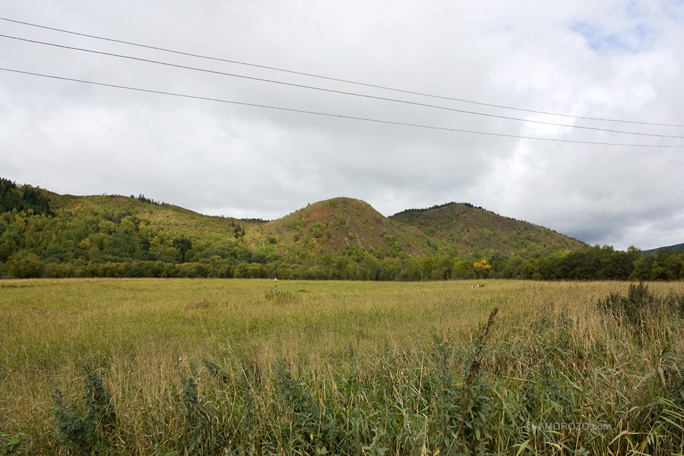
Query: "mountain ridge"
21 177 676 281
253 197 433 258
390 201 586 257
3 177 587 259
642 242 684 256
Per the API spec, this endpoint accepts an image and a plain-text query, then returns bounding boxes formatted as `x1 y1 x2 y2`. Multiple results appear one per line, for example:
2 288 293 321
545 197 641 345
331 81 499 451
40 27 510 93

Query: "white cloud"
1 0 683 250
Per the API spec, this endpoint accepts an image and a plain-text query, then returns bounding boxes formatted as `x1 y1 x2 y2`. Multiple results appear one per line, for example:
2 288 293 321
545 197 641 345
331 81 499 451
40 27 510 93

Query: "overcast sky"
1 1 683 251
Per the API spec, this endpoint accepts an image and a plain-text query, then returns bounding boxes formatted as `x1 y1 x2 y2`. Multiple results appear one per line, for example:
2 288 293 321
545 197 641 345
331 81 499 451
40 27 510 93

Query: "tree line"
2 208 681 280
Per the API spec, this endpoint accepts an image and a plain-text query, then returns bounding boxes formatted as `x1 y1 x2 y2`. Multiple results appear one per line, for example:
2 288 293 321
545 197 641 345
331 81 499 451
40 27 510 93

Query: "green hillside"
390 202 586 257
3 177 681 280
642 242 684 256
253 197 432 257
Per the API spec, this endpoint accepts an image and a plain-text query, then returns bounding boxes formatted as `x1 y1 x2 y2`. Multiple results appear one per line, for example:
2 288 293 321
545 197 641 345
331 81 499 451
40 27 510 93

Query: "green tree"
0 179 52 216
501 255 526 279
173 237 192 263
452 258 476 279
8 252 44 278
0 222 21 261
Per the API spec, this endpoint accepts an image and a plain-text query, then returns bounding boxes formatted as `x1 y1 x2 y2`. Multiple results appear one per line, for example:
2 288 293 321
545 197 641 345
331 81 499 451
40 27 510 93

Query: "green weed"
53 363 116 455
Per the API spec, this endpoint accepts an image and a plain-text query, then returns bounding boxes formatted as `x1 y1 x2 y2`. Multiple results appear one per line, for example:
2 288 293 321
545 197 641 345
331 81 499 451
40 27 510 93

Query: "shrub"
597 282 657 329
53 364 116 455
180 375 223 455
8 252 43 278
275 361 323 453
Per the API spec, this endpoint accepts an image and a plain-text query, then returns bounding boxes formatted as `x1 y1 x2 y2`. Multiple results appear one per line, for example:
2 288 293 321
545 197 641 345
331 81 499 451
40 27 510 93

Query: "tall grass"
1 279 684 454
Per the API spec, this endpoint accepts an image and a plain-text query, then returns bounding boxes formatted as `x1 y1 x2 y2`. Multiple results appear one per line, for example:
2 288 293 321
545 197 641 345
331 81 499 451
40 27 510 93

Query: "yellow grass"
1 279 683 454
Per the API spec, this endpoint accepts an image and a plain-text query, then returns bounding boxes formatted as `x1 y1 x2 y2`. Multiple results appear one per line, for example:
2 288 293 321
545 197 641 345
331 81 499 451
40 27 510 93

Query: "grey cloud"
1 0 683 250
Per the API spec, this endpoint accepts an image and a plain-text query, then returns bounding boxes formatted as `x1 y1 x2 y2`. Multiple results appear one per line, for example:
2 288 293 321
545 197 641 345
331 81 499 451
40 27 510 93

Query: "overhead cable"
1 67 681 148
1 16 682 128
2 33 683 141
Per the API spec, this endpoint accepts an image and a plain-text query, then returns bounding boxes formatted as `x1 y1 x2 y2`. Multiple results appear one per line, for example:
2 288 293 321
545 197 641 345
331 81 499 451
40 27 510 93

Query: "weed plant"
52 362 116 455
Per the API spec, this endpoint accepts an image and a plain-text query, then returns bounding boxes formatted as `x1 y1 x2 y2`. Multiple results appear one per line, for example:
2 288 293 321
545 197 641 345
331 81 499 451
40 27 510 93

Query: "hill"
47 191 253 236
390 202 586 257
252 197 431 257
10 176 678 281
642 242 684 256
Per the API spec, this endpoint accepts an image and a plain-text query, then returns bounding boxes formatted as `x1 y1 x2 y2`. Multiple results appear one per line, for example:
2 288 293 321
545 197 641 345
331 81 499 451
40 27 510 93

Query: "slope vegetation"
391 202 585 257
254 197 431 257
23 177 684 281
642 242 684 256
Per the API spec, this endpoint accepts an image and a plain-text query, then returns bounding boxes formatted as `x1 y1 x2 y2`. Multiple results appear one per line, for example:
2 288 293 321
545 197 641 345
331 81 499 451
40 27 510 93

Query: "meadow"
1 279 684 455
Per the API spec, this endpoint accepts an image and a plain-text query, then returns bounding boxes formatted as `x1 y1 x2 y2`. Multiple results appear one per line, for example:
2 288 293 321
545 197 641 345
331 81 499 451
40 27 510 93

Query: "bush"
8 252 43 278
180 376 223 455
597 282 661 329
53 364 116 455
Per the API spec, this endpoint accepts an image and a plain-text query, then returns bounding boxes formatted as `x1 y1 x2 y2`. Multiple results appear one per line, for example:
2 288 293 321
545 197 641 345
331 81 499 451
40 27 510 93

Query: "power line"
1 66 681 148
2 16 682 129
3 33 683 141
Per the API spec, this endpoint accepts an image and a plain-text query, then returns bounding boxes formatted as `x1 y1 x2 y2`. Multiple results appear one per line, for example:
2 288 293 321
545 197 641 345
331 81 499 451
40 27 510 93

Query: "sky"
1 1 683 251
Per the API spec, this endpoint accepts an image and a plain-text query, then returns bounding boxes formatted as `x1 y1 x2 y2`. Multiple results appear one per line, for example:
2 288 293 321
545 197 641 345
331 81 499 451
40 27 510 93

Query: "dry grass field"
1 279 683 454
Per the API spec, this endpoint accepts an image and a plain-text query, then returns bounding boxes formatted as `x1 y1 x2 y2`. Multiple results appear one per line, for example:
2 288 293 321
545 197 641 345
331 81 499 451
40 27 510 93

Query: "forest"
1 178 682 281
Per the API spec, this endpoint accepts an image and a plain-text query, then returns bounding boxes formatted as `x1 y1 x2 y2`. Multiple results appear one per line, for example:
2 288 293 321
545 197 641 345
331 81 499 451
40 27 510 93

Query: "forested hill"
390 202 585 256
642 243 684 256
1 177 682 280
253 198 432 257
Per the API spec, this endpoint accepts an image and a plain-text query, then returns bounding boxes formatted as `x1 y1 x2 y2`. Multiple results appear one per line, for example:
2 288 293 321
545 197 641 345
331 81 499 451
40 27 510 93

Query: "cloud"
1 0 683 251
